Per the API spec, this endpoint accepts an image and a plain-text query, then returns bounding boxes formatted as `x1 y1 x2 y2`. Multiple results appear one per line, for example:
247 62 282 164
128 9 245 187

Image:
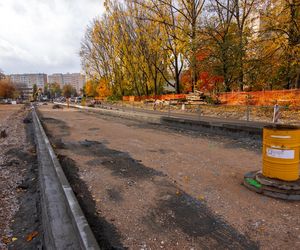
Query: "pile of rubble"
186 91 206 104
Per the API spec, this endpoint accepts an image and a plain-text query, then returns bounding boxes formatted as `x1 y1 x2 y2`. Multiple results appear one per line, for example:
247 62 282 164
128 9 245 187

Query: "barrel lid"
264 124 300 130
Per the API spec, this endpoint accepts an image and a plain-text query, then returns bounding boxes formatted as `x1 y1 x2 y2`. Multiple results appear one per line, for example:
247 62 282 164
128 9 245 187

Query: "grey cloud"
0 0 104 74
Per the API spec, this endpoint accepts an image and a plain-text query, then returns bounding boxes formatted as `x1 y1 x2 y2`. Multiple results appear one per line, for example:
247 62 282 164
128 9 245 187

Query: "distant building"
14 83 32 100
10 73 47 89
10 73 47 99
48 73 85 93
48 73 64 86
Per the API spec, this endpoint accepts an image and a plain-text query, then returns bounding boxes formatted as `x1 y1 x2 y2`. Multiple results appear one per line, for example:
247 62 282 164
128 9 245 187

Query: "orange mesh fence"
123 89 300 107
219 89 300 106
123 94 187 102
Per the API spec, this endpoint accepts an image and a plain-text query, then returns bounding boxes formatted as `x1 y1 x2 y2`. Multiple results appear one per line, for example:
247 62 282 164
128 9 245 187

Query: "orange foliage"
123 94 187 102
85 80 97 97
198 72 223 92
181 70 223 93
180 70 192 93
85 78 112 98
181 49 223 93
196 50 209 61
0 79 16 99
96 78 111 98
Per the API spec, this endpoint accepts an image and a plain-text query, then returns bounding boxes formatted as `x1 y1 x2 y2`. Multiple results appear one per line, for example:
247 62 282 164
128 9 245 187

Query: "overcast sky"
0 0 104 75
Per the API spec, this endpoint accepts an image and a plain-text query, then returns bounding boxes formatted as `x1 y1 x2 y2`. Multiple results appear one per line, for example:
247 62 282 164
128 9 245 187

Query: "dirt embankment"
0 105 41 249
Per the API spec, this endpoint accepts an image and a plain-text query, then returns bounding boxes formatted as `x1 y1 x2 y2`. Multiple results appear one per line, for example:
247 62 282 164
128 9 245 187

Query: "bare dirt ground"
0 104 41 250
0 105 21 123
39 104 300 250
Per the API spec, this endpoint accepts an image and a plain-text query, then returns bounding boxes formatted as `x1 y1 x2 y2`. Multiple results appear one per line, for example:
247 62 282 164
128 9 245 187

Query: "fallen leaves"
26 231 38 242
1 236 11 244
1 236 17 244
198 195 205 201
0 231 39 246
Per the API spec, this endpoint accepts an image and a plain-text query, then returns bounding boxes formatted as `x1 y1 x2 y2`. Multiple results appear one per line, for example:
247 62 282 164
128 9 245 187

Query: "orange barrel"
263 124 300 181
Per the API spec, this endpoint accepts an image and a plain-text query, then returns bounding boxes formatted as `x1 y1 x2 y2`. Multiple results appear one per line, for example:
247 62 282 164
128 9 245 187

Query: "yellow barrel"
263 125 300 181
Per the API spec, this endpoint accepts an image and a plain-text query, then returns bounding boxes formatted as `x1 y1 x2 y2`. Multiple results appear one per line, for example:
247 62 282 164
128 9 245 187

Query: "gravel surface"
0 105 41 250
39 104 300 250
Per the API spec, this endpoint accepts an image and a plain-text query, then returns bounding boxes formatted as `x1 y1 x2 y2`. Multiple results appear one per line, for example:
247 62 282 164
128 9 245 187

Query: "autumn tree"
84 79 99 97
81 0 299 96
164 0 206 91
0 79 16 99
62 84 77 98
32 84 38 101
96 78 112 98
82 0 171 96
259 0 300 89
203 0 238 91
49 83 62 98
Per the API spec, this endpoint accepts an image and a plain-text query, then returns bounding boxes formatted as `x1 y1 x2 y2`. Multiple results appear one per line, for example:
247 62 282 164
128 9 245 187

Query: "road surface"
39 104 300 250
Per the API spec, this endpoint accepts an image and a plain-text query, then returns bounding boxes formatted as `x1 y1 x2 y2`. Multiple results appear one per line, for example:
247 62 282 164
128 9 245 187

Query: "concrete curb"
32 108 100 250
56 103 161 124
54 103 264 138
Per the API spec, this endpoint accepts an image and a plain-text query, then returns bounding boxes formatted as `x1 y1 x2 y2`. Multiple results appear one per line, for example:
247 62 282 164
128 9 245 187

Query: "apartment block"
48 73 64 86
48 73 86 93
10 73 47 89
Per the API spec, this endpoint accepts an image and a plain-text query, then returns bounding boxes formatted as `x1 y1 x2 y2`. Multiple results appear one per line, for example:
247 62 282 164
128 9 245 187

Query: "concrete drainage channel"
32 108 100 250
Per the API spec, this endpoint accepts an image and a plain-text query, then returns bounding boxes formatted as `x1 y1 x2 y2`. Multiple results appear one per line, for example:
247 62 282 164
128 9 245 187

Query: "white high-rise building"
10 73 47 89
48 73 85 93
9 73 47 99
48 73 64 86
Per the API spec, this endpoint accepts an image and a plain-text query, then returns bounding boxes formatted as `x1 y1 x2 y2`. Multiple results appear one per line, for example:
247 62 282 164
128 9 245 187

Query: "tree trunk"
175 73 180 94
237 31 244 91
296 68 300 88
191 8 197 93
154 70 158 96
174 54 181 94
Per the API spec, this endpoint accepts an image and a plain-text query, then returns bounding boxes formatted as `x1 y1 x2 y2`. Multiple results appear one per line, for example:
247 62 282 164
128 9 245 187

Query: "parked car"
41 96 48 102
57 97 66 102
75 96 82 104
4 99 12 104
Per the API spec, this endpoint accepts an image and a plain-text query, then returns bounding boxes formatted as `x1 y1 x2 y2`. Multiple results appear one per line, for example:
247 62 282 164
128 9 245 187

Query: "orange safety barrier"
123 89 300 106
218 89 300 106
123 94 187 102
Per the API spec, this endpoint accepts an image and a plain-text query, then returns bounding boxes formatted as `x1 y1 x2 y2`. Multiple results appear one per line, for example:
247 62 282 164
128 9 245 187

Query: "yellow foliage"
85 78 111 98
85 80 97 97
96 79 112 98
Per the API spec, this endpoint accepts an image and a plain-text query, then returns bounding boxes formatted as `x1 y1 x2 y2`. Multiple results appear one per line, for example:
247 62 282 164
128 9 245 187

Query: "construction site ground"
0 104 41 250
39 104 300 250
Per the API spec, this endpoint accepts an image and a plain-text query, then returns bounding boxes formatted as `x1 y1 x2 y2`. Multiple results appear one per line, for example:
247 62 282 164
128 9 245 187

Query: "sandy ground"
39 104 300 250
0 104 41 249
0 105 22 124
